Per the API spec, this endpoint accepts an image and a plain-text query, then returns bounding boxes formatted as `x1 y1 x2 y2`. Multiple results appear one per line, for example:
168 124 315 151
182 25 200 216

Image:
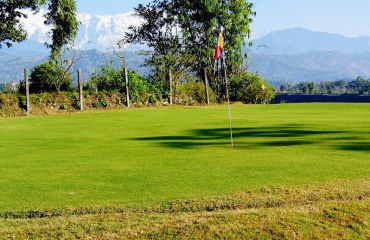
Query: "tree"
125 0 255 100
29 61 72 93
348 77 370 95
0 0 78 58
230 72 275 104
173 0 255 75
0 0 39 48
307 82 315 94
125 0 191 98
88 63 161 104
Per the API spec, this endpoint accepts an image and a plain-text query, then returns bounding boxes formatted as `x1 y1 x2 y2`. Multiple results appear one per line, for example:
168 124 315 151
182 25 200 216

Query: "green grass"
1 179 369 239
0 103 369 211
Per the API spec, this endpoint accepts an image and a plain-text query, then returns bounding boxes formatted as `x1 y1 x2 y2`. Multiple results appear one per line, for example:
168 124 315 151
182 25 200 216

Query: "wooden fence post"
169 69 173 105
24 68 30 115
78 69 83 111
125 67 130 108
204 68 210 105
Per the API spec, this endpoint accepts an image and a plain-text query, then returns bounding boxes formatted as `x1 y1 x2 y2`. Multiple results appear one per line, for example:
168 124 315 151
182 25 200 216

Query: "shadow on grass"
338 143 370 152
132 124 370 152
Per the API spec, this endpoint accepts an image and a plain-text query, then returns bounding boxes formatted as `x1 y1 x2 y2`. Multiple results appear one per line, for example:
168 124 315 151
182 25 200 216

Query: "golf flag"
218 32 224 50
214 46 221 59
214 33 224 59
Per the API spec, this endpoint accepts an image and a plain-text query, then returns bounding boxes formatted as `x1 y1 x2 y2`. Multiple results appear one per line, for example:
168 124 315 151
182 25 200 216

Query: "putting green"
0 103 369 211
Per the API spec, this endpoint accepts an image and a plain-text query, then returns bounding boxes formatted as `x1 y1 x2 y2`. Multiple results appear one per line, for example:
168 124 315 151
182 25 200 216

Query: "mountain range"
1 11 370 85
250 28 370 55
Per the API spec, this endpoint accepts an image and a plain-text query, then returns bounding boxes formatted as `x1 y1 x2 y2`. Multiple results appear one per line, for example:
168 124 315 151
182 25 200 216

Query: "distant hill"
1 27 370 84
250 28 370 55
1 40 49 57
0 50 149 83
2 49 369 85
249 51 370 84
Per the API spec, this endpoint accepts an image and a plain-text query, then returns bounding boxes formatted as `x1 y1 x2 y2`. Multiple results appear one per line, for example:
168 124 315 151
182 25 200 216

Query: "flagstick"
222 49 234 148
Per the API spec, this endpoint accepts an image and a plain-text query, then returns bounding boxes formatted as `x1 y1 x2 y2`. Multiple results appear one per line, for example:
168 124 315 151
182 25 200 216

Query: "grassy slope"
0 104 369 211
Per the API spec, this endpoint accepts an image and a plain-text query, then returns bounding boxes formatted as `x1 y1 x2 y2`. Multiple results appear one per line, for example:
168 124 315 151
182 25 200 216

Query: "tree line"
279 77 370 95
0 58 274 106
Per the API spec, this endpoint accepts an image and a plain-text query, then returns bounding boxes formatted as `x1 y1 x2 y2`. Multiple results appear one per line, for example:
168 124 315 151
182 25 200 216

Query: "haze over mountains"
1 11 370 84
251 28 370 55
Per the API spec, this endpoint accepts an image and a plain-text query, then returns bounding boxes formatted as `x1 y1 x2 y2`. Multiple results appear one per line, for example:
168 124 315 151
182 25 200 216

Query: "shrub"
93 98 111 108
0 93 23 116
92 65 124 93
29 62 72 93
89 65 161 104
176 82 216 104
0 93 19 109
230 72 275 104
129 71 161 104
30 92 75 109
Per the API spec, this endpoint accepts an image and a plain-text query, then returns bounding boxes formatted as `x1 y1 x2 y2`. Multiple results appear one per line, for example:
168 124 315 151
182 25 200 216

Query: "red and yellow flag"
214 33 224 59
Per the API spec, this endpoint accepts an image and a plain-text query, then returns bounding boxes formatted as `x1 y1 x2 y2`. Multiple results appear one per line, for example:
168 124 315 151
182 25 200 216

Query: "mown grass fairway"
0 104 369 211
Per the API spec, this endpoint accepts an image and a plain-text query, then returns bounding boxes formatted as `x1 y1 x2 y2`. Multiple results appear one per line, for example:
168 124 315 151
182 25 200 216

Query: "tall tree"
0 0 78 58
125 0 184 92
0 0 41 48
125 0 255 99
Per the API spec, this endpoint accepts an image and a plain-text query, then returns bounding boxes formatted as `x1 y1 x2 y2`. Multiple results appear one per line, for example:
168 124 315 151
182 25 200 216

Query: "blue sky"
77 0 370 37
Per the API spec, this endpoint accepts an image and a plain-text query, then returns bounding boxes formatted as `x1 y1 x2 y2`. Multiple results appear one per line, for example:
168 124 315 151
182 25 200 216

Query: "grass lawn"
0 103 369 211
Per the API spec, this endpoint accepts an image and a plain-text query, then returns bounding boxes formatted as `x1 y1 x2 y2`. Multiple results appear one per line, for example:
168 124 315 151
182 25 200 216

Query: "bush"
230 72 275 104
30 92 75 109
129 71 161 104
82 91 125 109
91 65 124 93
29 62 72 93
0 93 23 116
88 65 161 104
176 82 216 104
0 93 19 109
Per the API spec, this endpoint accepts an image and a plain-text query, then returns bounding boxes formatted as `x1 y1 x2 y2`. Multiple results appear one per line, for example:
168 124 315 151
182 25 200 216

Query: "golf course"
0 103 369 238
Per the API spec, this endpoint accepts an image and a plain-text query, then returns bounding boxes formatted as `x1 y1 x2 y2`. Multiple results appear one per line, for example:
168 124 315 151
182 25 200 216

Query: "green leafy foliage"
0 0 41 48
280 77 370 95
129 71 161 104
173 0 255 75
176 82 216 105
230 72 275 104
29 62 72 93
45 0 79 59
126 0 255 100
0 0 78 59
88 65 162 104
348 77 370 95
91 65 125 93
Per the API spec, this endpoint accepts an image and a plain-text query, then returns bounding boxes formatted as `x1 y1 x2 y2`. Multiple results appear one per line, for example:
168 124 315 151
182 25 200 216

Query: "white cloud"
20 9 50 43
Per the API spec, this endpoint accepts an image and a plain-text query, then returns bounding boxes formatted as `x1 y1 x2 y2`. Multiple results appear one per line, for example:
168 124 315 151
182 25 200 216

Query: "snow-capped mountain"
21 10 142 51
